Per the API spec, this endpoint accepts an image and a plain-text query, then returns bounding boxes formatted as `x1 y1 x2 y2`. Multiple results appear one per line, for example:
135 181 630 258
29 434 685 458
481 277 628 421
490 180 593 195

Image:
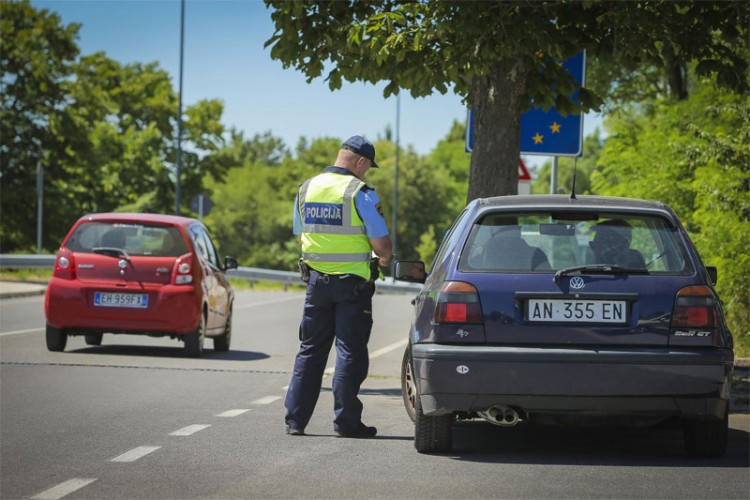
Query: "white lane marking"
31 478 97 500
369 338 409 359
251 395 281 405
169 424 211 436
216 409 251 417
110 446 161 462
234 296 301 310
324 338 408 375
0 327 44 337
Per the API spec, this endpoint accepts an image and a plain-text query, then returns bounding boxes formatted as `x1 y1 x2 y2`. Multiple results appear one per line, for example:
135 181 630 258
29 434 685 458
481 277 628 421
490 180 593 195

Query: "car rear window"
458 211 693 274
65 222 189 257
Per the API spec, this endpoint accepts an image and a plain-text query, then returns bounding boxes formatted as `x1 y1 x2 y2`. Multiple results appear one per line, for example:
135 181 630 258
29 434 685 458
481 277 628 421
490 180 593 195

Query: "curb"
0 281 47 300
0 289 47 300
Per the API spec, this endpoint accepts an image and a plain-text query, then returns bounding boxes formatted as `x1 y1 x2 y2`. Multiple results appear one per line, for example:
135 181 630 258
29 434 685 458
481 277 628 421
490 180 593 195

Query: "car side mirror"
706 266 717 286
394 260 426 284
223 256 238 271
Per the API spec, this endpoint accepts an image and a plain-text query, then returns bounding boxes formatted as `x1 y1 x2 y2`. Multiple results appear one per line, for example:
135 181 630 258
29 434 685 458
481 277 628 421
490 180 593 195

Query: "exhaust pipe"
478 405 522 427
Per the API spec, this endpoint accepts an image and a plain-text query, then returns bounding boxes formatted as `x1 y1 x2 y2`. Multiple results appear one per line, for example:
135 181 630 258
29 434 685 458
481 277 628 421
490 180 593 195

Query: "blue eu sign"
466 51 585 157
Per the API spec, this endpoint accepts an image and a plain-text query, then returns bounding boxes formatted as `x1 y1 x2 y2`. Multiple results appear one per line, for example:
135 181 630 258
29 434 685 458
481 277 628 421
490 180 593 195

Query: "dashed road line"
252 395 281 405
110 446 161 463
0 327 44 337
169 424 211 436
216 409 251 417
31 478 97 500
324 338 408 375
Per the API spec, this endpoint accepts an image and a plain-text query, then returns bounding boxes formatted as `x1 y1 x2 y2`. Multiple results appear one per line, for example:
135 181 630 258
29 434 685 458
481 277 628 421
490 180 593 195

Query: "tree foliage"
264 0 748 201
592 78 749 354
203 124 470 271
1 1 227 251
0 0 79 250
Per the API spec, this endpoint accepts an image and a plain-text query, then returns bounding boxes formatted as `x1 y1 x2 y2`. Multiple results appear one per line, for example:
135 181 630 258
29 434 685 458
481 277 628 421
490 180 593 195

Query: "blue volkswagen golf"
396 195 733 456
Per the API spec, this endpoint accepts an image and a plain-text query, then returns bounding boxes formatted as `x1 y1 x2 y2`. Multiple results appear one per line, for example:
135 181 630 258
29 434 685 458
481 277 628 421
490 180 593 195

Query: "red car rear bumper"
45 277 202 335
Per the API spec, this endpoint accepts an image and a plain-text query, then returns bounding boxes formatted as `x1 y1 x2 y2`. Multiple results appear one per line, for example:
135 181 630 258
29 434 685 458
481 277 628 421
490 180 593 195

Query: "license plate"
94 292 148 308
527 299 627 323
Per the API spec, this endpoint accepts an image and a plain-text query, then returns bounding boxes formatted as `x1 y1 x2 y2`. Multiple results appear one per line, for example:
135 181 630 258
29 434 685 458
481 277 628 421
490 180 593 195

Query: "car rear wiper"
554 264 649 282
92 247 131 261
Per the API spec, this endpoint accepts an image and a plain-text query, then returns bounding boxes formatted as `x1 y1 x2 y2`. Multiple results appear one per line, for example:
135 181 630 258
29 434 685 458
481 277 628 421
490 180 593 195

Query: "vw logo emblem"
118 259 127 269
569 277 585 290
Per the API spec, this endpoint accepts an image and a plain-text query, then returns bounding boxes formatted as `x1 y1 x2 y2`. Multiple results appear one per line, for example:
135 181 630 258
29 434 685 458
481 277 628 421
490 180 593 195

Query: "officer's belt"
309 269 364 281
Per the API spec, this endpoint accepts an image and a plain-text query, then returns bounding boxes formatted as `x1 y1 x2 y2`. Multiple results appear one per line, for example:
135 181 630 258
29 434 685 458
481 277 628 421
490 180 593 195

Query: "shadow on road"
70 344 270 361
320 386 403 397
446 419 749 467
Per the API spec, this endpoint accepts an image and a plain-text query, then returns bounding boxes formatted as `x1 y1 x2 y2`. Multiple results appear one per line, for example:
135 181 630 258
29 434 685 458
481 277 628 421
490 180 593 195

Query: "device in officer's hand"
369 257 380 283
298 258 310 283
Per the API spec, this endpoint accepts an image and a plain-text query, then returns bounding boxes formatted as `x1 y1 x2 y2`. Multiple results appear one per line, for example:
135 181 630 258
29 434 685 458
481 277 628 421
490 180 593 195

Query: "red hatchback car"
45 213 237 357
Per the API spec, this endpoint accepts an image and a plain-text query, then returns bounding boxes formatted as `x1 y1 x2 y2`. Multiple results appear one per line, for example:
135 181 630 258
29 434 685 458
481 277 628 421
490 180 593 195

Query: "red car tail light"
434 281 483 324
671 285 719 329
53 249 76 280
173 253 194 285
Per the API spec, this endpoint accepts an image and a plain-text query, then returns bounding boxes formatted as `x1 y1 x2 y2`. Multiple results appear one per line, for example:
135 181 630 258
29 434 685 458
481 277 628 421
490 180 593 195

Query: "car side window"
198 227 222 269
430 209 469 272
190 227 209 261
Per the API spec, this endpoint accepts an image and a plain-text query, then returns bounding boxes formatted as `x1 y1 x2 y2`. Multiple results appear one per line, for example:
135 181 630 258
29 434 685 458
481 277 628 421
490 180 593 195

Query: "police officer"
285 135 393 438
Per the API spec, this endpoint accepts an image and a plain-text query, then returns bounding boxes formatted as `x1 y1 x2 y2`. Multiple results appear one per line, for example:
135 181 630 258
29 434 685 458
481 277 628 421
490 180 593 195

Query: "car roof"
77 212 199 227
476 194 671 211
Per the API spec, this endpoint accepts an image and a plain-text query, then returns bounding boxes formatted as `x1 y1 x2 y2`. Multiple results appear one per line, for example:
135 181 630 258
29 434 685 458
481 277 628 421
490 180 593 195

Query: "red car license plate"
94 292 148 308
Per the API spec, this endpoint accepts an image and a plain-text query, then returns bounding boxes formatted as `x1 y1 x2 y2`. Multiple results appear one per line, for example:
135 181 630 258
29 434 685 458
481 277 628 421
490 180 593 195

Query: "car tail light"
434 281 483 324
53 249 76 280
173 253 194 285
671 285 720 329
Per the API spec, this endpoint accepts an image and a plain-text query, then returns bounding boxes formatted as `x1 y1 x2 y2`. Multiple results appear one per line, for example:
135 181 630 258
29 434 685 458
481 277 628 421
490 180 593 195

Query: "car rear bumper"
412 344 733 419
45 278 202 335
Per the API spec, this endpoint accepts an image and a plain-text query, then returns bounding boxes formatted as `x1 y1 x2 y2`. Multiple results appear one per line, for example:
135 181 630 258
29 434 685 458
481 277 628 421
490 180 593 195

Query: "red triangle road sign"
519 159 532 181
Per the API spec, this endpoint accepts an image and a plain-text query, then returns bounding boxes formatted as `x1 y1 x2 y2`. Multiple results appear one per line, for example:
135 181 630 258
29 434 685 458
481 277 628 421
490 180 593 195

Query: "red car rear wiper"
554 264 649 282
91 247 131 261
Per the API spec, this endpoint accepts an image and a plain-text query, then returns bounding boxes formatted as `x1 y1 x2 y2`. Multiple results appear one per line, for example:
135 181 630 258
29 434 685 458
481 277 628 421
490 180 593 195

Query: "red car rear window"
65 222 189 257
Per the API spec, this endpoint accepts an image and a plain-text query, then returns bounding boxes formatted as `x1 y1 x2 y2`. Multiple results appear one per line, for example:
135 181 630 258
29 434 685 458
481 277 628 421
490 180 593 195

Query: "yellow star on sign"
550 122 561 133
532 133 544 144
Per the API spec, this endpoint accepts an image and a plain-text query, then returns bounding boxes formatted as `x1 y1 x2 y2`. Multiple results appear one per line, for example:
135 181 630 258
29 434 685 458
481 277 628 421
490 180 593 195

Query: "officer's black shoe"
286 425 305 436
334 423 377 438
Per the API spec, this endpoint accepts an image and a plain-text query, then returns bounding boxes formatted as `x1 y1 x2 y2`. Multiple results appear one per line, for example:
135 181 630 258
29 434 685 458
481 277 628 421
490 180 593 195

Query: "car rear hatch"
453 209 699 347
64 221 190 288
463 273 701 346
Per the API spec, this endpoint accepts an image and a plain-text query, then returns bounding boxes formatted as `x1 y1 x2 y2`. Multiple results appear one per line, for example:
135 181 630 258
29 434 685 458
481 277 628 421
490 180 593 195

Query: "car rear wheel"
184 314 205 358
214 308 232 352
683 407 728 457
45 324 67 352
401 345 416 422
414 379 453 453
85 333 103 346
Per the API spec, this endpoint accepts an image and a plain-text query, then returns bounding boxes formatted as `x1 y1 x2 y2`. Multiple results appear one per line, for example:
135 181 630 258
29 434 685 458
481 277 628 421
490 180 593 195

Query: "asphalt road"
1 291 748 499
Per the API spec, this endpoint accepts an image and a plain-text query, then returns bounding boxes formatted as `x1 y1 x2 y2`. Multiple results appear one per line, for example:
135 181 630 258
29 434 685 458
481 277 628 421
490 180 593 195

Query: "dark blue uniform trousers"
285 270 375 432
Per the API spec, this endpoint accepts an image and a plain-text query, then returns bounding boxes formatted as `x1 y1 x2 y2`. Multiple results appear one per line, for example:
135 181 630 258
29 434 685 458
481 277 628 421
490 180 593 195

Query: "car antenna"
570 157 578 200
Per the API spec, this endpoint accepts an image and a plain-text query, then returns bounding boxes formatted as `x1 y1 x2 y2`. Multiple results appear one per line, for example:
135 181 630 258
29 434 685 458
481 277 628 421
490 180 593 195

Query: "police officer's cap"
341 135 379 168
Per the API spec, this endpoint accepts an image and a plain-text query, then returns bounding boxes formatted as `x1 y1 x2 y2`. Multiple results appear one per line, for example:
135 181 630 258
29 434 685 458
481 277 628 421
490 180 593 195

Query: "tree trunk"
662 44 688 100
467 58 528 203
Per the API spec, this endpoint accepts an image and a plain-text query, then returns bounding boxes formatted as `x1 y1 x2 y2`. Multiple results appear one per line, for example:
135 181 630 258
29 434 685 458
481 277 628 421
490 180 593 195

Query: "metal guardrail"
0 254 56 268
0 254 422 294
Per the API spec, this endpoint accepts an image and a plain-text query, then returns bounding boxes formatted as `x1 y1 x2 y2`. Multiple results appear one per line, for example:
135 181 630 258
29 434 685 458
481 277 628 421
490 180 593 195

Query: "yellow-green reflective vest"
299 172 372 279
